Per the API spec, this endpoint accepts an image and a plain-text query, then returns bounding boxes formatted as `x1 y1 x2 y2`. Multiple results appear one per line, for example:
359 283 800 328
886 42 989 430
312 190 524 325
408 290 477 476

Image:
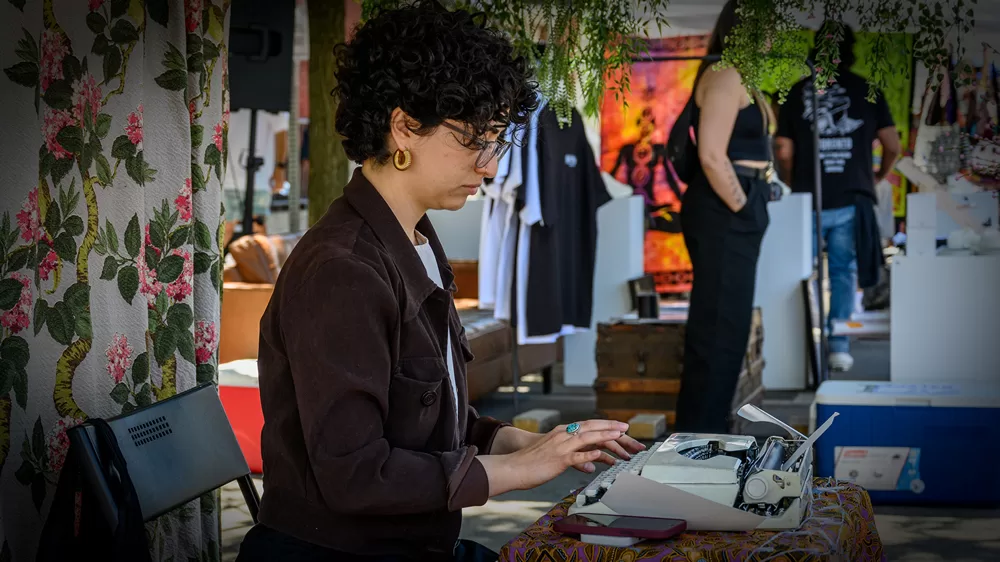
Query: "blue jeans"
814 206 857 354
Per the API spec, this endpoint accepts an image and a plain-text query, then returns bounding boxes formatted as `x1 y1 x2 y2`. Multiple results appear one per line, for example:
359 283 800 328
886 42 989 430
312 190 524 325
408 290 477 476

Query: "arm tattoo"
725 165 747 211
701 151 747 211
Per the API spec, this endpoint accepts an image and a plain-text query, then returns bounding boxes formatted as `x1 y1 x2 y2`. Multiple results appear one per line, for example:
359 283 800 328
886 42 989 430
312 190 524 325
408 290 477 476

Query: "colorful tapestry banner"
601 36 707 293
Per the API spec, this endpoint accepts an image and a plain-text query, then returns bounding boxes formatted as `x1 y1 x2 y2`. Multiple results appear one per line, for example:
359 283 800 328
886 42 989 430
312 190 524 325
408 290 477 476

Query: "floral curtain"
0 0 230 559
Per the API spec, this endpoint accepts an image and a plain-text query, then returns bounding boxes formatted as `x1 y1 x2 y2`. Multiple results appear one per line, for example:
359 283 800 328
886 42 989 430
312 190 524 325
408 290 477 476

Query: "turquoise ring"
566 422 581 435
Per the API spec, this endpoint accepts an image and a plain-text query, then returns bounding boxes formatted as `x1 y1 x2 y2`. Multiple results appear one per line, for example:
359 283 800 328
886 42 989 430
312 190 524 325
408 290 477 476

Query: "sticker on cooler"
860 383 961 396
833 446 924 493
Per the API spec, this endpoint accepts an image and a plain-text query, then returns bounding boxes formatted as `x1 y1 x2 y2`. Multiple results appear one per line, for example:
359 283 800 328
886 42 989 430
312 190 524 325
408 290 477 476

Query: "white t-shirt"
223 108 290 218
413 235 459 424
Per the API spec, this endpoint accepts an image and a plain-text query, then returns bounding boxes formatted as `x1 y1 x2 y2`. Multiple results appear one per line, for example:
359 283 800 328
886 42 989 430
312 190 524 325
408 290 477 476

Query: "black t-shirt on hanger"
524 106 611 338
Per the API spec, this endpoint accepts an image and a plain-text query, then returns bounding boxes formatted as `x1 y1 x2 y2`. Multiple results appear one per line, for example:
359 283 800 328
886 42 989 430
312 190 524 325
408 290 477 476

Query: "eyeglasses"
439 121 511 168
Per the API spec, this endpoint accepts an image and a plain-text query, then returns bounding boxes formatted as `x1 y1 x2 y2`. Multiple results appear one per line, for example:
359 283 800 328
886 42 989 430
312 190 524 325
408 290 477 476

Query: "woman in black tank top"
674 0 774 434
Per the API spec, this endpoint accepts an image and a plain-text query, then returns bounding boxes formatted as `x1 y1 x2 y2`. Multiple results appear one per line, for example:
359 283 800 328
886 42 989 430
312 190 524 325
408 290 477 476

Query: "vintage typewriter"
567 405 839 530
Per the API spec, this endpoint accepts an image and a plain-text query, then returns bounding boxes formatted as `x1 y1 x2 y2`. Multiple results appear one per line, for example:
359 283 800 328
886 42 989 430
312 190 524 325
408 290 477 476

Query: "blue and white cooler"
812 380 1000 506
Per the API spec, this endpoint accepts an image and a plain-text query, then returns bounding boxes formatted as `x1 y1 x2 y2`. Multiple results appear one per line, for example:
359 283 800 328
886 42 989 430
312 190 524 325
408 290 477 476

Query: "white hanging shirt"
478 122 523 310
490 123 526 320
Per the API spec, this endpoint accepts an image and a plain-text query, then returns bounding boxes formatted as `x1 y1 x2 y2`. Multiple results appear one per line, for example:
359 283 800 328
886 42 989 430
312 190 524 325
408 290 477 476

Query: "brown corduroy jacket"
255 169 508 557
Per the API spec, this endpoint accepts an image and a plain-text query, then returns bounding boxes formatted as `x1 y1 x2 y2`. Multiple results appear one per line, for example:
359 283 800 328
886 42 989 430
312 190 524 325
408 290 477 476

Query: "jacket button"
420 390 437 406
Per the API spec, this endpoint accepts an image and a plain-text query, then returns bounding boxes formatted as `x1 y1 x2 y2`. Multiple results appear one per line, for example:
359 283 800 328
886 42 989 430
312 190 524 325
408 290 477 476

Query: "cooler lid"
814 380 1000 408
218 359 260 388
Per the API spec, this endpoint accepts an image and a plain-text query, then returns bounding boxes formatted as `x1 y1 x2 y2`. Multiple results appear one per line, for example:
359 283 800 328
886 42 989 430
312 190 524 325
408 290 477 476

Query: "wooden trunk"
595 308 764 434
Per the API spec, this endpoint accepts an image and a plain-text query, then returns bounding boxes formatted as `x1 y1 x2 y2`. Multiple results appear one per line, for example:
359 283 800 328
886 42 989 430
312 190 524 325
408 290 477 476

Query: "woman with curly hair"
235 2 643 561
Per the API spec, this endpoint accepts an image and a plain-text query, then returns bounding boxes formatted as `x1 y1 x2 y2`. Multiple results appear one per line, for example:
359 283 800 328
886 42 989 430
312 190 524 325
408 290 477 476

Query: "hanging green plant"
725 0 979 102
359 0 981 122
717 0 812 103
360 0 670 124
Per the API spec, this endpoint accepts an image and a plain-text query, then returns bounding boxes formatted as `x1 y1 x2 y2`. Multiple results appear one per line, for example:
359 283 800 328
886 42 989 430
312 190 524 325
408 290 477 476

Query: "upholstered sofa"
220 233 557 402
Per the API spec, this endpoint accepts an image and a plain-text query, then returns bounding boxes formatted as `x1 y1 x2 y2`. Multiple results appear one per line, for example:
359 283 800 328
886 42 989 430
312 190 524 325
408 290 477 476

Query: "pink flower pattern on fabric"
176 178 193 222
195 321 218 364
47 417 84 473
0 273 32 334
213 122 224 152
105 333 134 383
16 188 43 243
43 109 76 160
138 225 163 304
39 30 68 92
38 244 58 281
165 249 194 302
1 0 231 552
186 0 203 33
125 104 143 145
71 73 102 126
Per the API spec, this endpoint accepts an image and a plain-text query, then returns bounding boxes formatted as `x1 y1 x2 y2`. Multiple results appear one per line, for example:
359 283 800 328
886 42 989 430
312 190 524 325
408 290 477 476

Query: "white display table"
753 193 814 390
890 254 1000 383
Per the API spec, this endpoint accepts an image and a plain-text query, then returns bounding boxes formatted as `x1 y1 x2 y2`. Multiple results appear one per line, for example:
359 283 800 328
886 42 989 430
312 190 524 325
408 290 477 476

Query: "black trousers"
674 169 769 434
235 524 500 562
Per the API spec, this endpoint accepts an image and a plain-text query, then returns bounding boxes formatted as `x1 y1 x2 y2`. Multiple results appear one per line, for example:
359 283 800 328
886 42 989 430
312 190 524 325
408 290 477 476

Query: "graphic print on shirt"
803 83 865 174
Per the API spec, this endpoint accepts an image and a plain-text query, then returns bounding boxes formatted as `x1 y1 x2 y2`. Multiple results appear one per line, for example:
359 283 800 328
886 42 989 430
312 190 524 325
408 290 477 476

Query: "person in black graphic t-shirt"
775 22 901 372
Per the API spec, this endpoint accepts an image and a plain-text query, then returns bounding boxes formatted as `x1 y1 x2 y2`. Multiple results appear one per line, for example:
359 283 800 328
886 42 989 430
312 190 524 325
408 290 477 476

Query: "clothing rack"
627 53 829 386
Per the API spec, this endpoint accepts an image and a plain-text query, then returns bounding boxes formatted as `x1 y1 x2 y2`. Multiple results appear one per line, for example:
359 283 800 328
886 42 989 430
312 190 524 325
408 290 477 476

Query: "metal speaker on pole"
228 0 295 239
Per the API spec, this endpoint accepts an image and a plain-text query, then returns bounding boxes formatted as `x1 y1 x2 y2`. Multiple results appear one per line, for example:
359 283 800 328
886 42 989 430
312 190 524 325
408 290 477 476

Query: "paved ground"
221 340 1000 561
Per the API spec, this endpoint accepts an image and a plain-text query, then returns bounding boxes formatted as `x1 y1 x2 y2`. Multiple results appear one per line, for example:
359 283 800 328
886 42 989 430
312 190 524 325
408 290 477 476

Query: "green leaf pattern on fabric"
0 0 230 559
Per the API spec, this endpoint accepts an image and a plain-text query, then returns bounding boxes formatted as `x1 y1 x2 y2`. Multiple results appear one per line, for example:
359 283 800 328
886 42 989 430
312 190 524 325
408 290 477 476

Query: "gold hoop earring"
393 148 412 171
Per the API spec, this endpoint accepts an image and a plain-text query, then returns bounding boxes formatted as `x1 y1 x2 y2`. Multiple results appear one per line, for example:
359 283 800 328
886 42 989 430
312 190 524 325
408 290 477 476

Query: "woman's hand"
477 420 631 496
572 433 647 474
492 423 646 473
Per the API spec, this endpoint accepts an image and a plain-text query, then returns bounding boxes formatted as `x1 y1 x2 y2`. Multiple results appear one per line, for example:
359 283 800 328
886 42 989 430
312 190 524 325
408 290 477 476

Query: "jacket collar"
343 168 456 321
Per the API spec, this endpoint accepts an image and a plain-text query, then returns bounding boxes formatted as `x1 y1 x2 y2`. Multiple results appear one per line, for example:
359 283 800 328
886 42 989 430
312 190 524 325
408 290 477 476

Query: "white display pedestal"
753 193 814 390
890 254 1000 383
562 195 645 387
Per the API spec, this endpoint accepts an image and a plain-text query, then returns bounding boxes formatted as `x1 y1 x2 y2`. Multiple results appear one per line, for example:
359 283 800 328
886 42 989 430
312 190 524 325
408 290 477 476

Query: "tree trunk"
307 0 349 227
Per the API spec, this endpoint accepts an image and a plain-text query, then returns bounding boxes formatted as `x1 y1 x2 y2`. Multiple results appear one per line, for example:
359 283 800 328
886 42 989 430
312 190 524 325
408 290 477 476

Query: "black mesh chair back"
67 382 261 528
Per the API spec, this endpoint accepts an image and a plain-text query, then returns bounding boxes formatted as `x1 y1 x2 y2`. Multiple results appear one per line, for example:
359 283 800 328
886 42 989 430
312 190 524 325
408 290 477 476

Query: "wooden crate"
597 362 763 433
449 260 478 300
595 322 686 381
595 307 764 435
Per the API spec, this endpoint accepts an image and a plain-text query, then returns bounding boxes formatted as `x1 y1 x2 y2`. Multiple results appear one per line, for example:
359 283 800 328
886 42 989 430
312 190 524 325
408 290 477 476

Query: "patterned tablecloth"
499 478 886 562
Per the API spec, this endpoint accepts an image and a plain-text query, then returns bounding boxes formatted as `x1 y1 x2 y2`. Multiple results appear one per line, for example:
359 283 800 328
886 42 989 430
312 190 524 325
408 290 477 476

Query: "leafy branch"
14 419 53 511
88 0 146 104
361 0 669 125
361 0 981 122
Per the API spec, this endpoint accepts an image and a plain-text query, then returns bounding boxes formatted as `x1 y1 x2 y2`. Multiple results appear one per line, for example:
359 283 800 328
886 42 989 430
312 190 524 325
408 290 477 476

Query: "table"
499 478 885 562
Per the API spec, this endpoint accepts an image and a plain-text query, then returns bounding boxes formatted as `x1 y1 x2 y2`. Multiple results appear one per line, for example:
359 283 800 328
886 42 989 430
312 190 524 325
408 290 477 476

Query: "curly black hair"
332 1 539 164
